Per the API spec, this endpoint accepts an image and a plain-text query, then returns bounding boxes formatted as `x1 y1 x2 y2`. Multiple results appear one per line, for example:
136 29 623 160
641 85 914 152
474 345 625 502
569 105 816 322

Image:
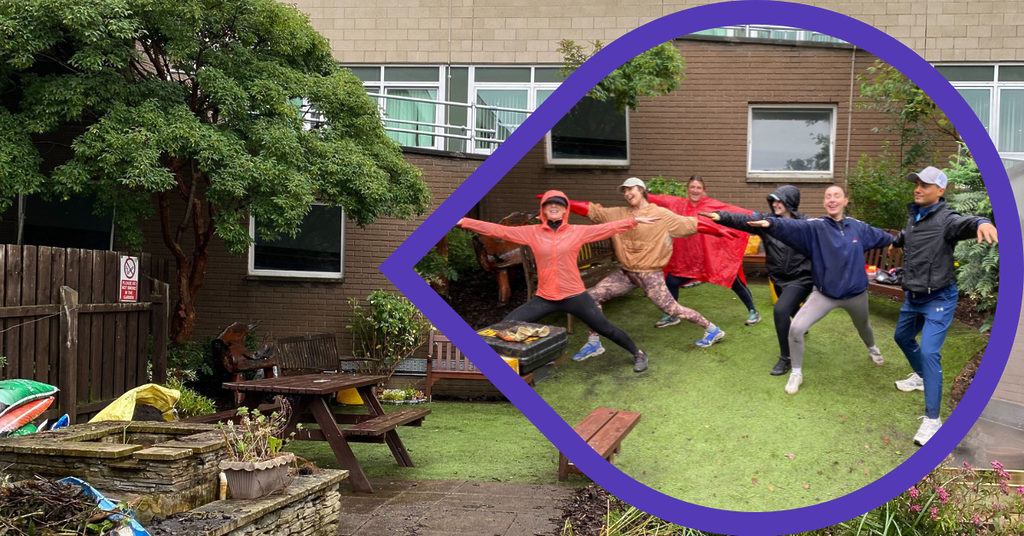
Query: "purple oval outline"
381 1 1021 533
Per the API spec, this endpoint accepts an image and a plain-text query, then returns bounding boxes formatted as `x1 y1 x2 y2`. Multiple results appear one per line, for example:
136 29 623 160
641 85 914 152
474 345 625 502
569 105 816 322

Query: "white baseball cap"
906 166 948 189
619 177 646 191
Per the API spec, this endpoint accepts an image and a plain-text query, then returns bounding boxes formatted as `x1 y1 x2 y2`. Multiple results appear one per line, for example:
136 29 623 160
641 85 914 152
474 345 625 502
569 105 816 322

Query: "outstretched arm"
700 210 767 236
458 218 534 245
976 222 998 244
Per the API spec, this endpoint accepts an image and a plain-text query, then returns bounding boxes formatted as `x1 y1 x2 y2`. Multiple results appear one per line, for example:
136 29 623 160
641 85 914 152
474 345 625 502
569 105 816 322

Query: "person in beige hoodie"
570 177 728 363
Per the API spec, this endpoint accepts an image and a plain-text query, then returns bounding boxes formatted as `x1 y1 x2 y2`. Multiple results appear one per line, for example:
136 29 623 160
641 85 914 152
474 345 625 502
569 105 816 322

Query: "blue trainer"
695 326 725 348
572 341 605 361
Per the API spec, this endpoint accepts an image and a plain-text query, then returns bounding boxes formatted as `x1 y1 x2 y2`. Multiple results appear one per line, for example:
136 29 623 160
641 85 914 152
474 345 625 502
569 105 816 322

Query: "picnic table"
222 373 430 493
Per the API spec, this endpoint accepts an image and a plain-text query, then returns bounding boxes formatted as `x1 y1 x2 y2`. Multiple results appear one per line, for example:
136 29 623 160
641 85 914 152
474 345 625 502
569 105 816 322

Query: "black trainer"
633 350 648 373
770 356 791 376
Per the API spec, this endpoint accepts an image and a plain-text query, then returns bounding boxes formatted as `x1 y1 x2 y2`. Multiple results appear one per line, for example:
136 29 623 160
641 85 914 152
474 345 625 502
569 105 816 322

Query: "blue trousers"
893 285 958 419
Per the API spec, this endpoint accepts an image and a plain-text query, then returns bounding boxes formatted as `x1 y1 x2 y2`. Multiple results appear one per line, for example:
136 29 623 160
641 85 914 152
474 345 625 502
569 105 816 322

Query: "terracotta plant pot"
219 452 295 499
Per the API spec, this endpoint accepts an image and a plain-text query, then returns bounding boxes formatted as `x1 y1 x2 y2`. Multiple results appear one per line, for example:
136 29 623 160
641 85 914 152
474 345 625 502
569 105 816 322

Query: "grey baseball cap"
906 166 948 189
619 177 646 190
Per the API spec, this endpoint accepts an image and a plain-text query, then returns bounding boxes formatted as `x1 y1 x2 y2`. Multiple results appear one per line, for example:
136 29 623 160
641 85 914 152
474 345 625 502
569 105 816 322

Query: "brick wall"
291 0 1024 64
478 39 957 222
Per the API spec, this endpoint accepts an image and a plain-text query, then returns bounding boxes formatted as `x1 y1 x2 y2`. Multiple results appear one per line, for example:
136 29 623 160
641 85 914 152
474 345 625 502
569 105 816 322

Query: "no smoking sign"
119 255 139 302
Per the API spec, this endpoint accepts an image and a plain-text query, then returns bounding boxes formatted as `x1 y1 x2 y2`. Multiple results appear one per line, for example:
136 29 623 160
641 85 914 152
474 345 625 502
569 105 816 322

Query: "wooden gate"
0 245 169 423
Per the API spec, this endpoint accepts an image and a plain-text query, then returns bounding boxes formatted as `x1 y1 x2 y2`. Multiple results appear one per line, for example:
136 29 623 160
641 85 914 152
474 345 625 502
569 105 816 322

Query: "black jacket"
716 185 813 289
893 199 989 296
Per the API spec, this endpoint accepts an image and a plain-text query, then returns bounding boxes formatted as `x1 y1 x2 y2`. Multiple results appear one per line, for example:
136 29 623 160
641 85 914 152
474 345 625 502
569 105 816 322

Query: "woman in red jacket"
458 190 659 373
647 175 761 328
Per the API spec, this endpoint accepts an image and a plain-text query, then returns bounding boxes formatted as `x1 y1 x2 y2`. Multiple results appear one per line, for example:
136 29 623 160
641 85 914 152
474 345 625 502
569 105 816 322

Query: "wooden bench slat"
342 408 431 438
558 407 641 481
571 407 618 442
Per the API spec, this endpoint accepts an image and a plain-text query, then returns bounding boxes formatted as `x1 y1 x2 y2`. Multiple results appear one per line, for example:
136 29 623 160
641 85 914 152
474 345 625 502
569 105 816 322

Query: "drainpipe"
844 45 857 190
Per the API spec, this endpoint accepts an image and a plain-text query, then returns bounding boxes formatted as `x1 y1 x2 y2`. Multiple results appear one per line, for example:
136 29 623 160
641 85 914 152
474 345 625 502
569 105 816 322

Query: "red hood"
538 190 570 226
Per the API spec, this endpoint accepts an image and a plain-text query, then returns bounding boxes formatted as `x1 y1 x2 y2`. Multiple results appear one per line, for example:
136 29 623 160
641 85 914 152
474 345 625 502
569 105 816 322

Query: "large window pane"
750 108 833 173
253 205 343 276
999 88 1024 153
475 89 528 150
385 88 437 147
957 88 991 133
549 97 628 163
23 195 112 250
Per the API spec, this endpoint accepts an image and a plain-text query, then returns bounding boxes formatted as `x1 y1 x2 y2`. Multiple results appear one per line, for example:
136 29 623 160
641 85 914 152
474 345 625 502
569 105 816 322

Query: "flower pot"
219 452 295 499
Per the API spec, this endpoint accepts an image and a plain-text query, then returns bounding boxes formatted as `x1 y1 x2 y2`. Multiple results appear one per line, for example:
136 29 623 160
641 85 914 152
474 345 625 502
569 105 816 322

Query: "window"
936 64 1024 164
352 66 444 150
249 205 345 279
546 97 630 166
747 105 836 180
17 194 113 250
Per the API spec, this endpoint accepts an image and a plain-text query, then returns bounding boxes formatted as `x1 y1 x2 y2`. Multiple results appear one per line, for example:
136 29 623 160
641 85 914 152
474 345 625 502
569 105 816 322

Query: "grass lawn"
287 281 989 512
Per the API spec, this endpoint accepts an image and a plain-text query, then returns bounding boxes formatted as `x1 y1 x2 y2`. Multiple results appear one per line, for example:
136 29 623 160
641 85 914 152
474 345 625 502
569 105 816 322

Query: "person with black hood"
700 185 814 376
890 166 997 447
458 190 660 373
737 185 895 395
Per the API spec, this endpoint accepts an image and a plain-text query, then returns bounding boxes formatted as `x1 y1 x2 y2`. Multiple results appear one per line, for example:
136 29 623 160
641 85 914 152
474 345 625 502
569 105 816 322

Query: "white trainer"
895 372 925 392
868 346 884 366
913 417 942 446
785 372 803 395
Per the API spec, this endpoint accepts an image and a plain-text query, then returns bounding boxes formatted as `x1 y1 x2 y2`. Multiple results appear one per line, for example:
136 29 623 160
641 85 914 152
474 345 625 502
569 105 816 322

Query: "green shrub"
166 377 216 419
945 149 998 316
847 154 912 230
447 228 479 275
347 290 430 382
646 175 688 197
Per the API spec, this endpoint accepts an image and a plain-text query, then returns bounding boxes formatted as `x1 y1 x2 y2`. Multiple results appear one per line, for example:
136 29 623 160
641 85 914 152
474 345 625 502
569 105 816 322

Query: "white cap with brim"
906 166 948 189
619 177 646 191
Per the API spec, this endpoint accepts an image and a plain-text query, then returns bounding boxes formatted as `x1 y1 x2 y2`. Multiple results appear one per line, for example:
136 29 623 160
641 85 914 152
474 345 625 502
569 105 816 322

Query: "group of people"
457 167 996 446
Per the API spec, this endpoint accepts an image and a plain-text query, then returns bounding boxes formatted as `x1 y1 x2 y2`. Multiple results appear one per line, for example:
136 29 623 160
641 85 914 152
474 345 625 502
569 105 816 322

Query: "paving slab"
336 478 575 536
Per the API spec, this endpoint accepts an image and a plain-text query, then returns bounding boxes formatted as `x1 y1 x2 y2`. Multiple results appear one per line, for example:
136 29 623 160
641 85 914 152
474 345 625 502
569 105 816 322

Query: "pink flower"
1017 486 1024 497
963 461 973 470
908 486 919 499
999 480 1009 494
937 487 949 504
930 506 939 520
910 504 922 512
972 514 982 526
991 460 1011 479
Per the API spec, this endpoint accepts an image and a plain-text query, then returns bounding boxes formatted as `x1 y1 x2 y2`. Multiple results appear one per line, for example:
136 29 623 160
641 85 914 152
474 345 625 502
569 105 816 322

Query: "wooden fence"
0 245 169 423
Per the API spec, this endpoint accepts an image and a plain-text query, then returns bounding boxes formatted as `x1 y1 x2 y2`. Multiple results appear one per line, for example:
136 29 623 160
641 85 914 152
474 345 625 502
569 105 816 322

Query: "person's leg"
917 287 958 420
655 274 688 328
731 276 761 325
576 270 635 359
633 272 725 347
504 297 559 323
564 293 648 372
786 289 836 394
770 282 811 375
893 300 927 391
838 291 883 365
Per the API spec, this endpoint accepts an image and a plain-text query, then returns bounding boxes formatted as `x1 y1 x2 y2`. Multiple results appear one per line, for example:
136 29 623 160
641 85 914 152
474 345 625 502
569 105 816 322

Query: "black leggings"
504 293 639 355
771 279 813 358
666 274 757 312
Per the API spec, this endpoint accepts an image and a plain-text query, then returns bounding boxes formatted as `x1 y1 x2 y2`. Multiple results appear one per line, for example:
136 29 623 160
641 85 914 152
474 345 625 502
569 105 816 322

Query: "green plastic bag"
0 379 59 419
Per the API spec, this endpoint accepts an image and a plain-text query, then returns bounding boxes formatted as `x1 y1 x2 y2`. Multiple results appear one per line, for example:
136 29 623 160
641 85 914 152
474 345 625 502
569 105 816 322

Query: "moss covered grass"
287 281 989 512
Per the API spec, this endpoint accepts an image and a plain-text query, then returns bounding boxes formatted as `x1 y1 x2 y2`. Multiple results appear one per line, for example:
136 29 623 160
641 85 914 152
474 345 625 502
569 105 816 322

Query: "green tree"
557 39 685 112
0 0 430 344
848 61 958 228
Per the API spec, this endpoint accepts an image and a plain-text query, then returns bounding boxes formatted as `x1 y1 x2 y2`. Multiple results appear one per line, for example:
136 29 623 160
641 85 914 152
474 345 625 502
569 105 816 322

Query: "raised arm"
944 212 997 244
701 210 768 236
576 217 641 242
858 222 896 251
458 218 534 245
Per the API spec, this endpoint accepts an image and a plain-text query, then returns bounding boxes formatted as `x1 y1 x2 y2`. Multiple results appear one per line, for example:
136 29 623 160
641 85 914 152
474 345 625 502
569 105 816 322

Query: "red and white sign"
119 255 139 302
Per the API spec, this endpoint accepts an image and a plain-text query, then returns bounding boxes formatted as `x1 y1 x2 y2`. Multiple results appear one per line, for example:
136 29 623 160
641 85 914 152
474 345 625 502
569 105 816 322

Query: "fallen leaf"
803 484 810 490
741 434 749 439
768 486 775 492
882 436 891 445
817 470 823 475
839 414 847 420
864 444 870 450
784 453 795 460
751 478 758 485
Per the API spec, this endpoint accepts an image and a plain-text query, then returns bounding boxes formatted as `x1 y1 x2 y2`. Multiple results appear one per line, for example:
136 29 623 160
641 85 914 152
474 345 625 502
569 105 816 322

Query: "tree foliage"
557 39 685 112
0 0 430 343
945 147 998 316
847 61 957 228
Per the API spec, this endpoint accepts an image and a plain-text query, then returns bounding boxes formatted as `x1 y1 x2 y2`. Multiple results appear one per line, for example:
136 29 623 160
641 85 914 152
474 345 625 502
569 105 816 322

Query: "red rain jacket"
459 190 637 301
647 193 752 287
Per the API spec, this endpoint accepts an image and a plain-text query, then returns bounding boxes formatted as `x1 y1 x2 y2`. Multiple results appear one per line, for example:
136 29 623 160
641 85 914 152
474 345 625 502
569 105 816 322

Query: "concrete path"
336 478 574 536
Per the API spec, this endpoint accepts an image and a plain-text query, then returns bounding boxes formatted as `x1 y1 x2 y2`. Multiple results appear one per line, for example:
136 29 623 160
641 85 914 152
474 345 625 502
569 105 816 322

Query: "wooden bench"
343 408 431 440
474 211 535 304
558 407 642 481
184 401 282 424
275 333 375 375
521 238 620 333
865 230 905 300
425 332 534 401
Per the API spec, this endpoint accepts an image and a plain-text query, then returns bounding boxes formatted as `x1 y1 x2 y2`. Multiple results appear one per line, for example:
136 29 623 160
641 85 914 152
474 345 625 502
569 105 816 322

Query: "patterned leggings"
587 269 711 332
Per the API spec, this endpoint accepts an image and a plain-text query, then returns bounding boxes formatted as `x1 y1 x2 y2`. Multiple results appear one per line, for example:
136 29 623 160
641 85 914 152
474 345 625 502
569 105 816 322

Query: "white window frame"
747 104 837 180
247 205 345 280
469 67 560 155
361 66 446 151
545 100 631 167
938 63 1024 163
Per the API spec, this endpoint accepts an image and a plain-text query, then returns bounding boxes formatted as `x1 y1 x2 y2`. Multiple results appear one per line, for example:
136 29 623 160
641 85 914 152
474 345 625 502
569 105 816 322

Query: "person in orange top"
647 175 761 328
458 190 659 372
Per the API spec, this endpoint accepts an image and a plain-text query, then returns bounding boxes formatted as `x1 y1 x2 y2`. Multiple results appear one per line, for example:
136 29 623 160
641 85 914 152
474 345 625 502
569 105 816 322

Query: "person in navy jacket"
745 185 894 395
890 166 997 447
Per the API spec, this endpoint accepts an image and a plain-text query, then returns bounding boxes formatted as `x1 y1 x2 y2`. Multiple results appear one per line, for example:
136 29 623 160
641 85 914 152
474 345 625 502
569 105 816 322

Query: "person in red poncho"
458 190 660 373
647 175 761 328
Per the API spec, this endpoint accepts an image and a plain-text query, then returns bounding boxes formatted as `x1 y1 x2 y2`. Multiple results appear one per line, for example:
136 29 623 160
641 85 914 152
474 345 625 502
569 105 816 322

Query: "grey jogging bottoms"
789 289 875 369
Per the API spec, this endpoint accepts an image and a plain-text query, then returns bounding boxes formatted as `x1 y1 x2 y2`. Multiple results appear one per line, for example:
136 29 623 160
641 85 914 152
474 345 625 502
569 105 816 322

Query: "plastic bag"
89 384 180 423
0 379 59 419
